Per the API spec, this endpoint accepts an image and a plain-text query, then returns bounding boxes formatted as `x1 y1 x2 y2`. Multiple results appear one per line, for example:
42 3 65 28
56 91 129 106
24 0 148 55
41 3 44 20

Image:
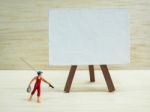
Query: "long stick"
20 57 37 72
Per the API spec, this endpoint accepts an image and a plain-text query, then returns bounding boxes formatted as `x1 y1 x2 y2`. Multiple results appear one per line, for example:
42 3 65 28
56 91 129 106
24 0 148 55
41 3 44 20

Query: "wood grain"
0 70 150 111
0 0 150 69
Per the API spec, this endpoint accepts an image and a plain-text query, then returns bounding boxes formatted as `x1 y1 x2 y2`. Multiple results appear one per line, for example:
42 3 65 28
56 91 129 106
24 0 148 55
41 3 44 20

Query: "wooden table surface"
0 70 150 112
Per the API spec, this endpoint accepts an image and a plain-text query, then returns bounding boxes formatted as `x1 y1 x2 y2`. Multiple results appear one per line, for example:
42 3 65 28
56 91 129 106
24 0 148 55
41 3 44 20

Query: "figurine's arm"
29 76 36 86
42 78 54 88
42 78 50 85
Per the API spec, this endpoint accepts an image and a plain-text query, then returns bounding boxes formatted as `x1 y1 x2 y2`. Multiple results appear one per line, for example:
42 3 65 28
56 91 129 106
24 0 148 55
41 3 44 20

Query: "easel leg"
100 65 115 92
89 65 95 82
64 65 77 93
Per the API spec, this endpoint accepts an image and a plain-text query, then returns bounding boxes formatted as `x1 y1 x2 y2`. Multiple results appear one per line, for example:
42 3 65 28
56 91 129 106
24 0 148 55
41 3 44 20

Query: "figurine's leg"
28 87 36 101
37 97 40 103
28 95 33 101
89 65 95 82
37 88 41 103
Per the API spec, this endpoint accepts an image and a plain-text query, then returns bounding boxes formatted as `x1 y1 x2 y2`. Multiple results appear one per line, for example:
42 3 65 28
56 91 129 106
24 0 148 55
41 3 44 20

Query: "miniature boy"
28 71 54 103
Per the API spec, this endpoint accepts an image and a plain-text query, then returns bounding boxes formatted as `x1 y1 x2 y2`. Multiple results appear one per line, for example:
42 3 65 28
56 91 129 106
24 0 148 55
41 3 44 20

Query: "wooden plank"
0 0 150 69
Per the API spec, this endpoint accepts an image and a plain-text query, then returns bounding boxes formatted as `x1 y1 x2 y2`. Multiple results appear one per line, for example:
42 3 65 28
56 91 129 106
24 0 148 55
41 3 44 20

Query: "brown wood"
64 65 77 93
88 65 95 82
64 65 115 93
100 65 115 92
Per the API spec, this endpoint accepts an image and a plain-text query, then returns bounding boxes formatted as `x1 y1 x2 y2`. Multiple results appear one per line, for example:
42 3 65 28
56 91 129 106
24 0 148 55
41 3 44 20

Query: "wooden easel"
64 65 115 93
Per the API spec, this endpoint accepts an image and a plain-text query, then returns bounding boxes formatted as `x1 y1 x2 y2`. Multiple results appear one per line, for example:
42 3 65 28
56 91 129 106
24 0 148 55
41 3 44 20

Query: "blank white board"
49 8 130 65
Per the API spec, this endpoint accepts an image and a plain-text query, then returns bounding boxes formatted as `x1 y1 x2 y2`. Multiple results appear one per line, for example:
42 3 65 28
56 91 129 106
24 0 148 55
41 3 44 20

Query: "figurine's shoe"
37 100 41 103
28 96 32 101
28 98 32 101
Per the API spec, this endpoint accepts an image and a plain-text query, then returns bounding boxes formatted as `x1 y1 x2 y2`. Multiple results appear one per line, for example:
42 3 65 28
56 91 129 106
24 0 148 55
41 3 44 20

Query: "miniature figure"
27 71 54 103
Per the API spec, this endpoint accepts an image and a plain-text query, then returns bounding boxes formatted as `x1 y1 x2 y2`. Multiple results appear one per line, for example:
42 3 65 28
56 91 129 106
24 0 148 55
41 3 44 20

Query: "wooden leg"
64 65 77 93
89 65 95 82
100 65 115 92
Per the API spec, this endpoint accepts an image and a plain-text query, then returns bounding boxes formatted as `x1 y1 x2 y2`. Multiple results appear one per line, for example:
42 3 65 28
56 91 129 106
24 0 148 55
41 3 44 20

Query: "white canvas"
49 8 130 65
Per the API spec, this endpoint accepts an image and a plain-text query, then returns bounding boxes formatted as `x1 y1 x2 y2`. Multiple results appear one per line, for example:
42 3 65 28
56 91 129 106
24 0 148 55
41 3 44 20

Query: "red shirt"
34 76 42 88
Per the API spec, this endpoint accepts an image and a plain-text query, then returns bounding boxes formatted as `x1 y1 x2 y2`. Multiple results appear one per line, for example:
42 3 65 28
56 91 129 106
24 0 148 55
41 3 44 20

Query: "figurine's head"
37 71 43 76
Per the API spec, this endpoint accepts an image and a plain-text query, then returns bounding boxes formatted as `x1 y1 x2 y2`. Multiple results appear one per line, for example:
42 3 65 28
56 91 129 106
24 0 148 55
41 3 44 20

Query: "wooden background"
0 0 150 70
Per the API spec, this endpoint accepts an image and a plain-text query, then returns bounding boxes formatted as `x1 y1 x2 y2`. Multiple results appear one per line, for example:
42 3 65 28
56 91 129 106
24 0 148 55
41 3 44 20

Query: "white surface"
0 70 150 112
49 9 130 65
